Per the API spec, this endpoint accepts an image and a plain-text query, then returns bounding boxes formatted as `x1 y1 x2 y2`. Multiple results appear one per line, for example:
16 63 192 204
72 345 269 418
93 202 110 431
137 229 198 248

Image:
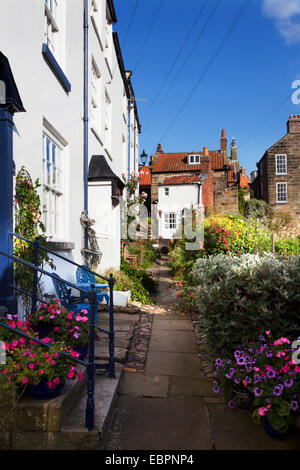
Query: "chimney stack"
220 128 227 152
203 147 209 156
156 143 164 154
231 138 237 161
287 114 300 134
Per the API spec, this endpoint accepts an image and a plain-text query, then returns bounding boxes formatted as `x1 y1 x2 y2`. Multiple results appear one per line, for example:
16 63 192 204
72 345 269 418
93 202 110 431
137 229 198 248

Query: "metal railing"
0 233 116 431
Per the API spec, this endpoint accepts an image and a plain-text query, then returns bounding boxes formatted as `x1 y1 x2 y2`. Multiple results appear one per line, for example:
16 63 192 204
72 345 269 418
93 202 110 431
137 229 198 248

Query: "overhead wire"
145 0 222 125
158 0 253 143
133 0 164 72
142 0 209 122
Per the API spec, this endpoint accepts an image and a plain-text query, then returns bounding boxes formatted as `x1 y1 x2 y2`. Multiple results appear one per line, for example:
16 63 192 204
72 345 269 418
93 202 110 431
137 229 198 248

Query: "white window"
42 133 64 238
276 182 288 203
44 0 59 56
276 154 287 175
91 58 101 133
165 213 177 230
189 154 200 165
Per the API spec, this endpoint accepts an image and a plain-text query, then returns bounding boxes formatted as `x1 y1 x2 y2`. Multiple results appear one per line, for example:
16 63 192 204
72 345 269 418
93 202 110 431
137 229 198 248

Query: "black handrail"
0 239 115 431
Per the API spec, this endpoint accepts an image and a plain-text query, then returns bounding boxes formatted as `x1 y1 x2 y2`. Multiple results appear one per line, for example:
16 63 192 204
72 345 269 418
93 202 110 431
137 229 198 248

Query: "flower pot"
34 322 54 339
27 379 64 400
74 344 88 360
232 387 254 410
262 416 292 440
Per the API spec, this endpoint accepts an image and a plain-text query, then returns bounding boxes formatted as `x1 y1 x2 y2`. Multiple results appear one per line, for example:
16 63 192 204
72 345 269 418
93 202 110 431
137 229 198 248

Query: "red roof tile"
139 166 151 187
152 151 224 172
162 174 202 185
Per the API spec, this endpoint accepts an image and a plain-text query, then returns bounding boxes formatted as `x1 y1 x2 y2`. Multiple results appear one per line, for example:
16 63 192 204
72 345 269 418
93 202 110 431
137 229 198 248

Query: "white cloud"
263 0 300 44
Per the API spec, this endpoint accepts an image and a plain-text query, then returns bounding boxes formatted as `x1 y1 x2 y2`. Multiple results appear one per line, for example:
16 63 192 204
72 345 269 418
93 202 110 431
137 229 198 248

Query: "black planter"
27 379 65 400
74 344 88 360
262 416 292 440
34 322 54 339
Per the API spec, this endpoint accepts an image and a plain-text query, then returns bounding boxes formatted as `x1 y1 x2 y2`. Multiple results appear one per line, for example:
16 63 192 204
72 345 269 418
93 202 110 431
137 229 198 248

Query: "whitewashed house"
0 0 140 293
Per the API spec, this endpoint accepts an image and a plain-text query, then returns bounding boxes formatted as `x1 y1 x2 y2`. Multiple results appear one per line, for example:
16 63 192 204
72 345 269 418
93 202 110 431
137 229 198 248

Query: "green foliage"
190 254 300 358
14 167 55 315
238 188 251 215
127 240 161 269
244 198 270 221
101 259 157 304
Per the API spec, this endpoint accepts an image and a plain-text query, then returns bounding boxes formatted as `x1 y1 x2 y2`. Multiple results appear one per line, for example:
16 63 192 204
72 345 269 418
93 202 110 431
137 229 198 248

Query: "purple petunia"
273 384 284 396
291 400 298 411
228 400 236 410
237 356 246 365
215 358 223 368
254 387 263 397
284 378 294 388
266 369 276 379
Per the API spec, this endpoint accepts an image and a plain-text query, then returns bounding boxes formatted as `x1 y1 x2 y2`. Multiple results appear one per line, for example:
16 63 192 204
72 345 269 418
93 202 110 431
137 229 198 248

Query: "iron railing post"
85 285 96 431
31 237 40 316
108 274 115 378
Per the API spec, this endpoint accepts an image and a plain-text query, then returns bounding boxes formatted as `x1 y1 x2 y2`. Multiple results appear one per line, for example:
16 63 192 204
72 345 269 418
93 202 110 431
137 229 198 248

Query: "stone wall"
213 171 239 214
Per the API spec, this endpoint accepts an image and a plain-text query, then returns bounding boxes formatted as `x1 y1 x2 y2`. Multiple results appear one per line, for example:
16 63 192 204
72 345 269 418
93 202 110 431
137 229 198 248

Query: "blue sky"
113 0 300 175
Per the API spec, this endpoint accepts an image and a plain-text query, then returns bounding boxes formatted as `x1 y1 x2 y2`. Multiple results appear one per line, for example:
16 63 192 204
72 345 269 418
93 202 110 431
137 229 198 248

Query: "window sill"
46 241 75 251
276 202 289 205
42 43 71 93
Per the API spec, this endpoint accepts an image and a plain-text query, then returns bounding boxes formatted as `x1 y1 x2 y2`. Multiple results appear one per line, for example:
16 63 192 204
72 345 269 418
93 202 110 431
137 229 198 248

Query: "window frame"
276 182 288 204
165 212 177 230
42 130 64 239
275 154 287 175
189 154 200 165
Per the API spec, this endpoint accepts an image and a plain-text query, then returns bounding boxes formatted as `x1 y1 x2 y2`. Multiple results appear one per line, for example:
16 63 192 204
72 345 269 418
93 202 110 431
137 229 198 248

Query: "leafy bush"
190 253 300 358
244 199 270 221
101 260 156 305
127 240 160 268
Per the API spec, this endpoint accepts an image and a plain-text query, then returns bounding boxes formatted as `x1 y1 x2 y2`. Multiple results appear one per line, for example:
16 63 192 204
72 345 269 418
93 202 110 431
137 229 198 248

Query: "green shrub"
244 199 270 221
190 253 300 359
127 240 160 268
101 259 156 305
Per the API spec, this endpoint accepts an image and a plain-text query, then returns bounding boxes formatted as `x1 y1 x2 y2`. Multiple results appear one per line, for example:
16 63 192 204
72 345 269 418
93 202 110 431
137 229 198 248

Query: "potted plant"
0 316 84 399
213 332 300 438
28 300 67 338
2 339 83 399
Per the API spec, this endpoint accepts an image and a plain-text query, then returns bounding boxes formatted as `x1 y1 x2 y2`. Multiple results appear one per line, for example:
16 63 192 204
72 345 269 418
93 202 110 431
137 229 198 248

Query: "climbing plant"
14 166 55 316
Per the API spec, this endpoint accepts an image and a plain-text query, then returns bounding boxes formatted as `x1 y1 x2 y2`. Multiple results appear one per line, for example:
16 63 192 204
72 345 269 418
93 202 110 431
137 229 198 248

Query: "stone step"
0 362 123 450
0 364 88 437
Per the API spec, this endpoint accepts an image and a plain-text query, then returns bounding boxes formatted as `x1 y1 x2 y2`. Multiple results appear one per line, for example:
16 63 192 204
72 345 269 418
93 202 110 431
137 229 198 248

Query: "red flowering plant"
28 300 91 346
213 332 300 434
0 316 84 391
2 342 83 390
28 300 68 328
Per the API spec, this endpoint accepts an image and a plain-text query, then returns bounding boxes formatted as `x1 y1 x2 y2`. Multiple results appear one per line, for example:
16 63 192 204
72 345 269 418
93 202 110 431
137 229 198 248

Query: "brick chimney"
220 128 227 152
156 143 164 154
287 114 300 133
231 138 237 161
203 147 209 156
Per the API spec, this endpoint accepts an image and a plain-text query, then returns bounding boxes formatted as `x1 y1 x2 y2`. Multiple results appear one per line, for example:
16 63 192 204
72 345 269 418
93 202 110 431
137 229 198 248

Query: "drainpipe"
127 96 131 180
83 0 89 252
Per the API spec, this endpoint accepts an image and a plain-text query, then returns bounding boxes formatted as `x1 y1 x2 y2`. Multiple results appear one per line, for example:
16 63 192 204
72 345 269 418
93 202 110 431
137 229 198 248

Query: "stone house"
147 130 248 238
251 115 300 233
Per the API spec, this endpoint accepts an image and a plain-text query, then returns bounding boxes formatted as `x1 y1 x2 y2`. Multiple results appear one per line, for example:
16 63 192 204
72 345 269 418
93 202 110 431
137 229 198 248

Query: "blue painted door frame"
0 108 17 313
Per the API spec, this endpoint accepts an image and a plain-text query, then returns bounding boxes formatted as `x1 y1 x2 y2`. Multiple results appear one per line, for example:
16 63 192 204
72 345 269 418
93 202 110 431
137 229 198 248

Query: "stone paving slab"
169 376 216 397
151 318 193 332
119 373 169 398
146 351 201 377
149 330 197 353
114 396 212 450
208 404 300 450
